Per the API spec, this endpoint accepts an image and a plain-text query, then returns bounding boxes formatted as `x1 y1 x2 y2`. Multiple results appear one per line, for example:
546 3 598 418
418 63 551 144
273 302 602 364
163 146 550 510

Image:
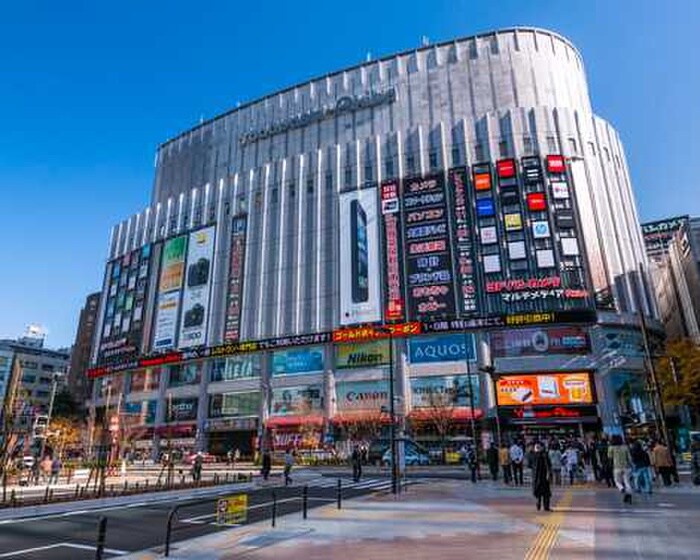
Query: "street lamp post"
480 365 501 448
377 326 398 495
463 330 479 470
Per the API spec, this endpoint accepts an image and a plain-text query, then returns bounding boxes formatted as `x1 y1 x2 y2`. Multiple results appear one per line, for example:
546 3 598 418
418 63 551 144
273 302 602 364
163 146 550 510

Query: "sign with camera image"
153 235 188 351
178 226 216 349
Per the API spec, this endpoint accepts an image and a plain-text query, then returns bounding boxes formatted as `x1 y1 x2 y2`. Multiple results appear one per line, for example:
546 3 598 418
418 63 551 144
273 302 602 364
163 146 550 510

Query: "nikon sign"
335 340 391 369
239 89 396 145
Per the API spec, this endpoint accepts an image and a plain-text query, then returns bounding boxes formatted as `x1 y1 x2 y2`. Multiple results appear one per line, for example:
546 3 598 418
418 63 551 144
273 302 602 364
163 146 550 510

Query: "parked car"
381 440 431 467
367 440 390 466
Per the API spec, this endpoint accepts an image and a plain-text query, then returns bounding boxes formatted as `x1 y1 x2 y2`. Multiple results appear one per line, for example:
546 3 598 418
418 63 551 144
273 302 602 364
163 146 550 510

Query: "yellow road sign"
216 494 248 525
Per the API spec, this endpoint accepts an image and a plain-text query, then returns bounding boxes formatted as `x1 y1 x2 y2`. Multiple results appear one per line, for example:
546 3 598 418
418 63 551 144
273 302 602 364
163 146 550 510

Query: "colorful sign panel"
178 226 216 349
270 385 323 416
153 235 188 350
408 333 476 364
224 216 248 342
496 373 594 407
335 380 389 411
272 346 324 375
124 400 157 425
448 167 479 316
410 375 480 408
332 322 421 343
339 187 382 325
380 180 405 321
217 494 247 525
490 326 590 358
403 173 456 320
335 340 391 369
169 362 202 387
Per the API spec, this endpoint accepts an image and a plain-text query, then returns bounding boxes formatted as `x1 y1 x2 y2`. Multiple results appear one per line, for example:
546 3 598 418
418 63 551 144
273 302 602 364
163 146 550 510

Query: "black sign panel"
402 173 456 320
521 156 543 184
448 167 480 317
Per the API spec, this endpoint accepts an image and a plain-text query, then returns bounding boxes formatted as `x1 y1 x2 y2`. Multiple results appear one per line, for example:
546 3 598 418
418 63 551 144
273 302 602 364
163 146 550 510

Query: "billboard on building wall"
402 173 457 320
408 333 476 364
272 346 324 375
490 326 590 358
178 226 216 349
410 375 480 408
335 340 391 369
496 373 594 407
380 180 405 322
98 244 156 363
641 215 689 261
335 379 389 411
339 187 382 325
448 167 480 316
224 216 248 342
270 386 324 416
153 235 187 351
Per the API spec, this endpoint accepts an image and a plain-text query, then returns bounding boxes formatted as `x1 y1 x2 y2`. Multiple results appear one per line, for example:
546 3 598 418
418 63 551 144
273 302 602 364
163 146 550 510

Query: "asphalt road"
0 475 393 560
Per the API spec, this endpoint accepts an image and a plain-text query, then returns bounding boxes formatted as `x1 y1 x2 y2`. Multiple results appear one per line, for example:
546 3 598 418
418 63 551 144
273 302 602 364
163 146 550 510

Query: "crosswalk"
300 476 395 492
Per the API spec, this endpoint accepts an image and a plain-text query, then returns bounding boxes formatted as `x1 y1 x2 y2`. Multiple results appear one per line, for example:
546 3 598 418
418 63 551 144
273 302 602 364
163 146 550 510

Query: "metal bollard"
337 479 342 509
75 484 80 499
164 506 178 557
10 489 16 507
271 490 277 527
2 473 6 503
123 481 128 495
95 516 107 560
302 485 308 519
44 486 50 503
49 489 54 502
225 473 229 484
145 479 149 491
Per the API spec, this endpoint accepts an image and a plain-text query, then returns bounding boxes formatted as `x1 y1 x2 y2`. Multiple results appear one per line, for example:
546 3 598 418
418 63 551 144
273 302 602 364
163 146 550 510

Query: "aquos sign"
239 89 397 145
408 334 477 364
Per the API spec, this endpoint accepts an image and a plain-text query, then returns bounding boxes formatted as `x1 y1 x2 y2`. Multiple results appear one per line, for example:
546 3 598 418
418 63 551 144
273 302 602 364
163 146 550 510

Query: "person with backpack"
510 441 524 486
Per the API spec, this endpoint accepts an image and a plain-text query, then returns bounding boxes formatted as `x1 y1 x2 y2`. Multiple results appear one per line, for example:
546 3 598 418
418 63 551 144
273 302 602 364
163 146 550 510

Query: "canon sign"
239 89 396 145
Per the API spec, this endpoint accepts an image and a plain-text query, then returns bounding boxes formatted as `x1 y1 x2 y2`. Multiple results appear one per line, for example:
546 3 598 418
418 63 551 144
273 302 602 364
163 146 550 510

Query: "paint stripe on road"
0 542 127 558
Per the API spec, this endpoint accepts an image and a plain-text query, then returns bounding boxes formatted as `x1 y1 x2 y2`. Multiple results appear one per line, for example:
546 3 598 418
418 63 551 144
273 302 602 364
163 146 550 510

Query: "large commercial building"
647 217 700 343
88 28 658 458
68 292 101 408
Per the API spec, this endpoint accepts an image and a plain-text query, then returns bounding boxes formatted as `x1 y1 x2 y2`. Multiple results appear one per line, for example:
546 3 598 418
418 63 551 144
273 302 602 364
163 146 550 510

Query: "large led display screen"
178 226 216 349
402 173 456 320
496 373 594 407
339 187 382 325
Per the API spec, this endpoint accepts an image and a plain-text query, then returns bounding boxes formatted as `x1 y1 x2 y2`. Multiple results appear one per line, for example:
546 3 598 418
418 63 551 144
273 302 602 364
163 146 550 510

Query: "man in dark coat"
486 442 499 481
261 449 272 481
532 442 552 512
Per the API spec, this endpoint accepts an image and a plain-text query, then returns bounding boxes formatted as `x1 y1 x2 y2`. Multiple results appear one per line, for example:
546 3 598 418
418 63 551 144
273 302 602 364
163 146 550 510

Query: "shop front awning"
331 410 392 425
407 408 484 422
265 415 325 429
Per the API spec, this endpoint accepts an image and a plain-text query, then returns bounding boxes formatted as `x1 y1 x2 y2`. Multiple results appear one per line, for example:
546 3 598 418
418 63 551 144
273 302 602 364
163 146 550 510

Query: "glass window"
209 391 260 418
169 362 202 387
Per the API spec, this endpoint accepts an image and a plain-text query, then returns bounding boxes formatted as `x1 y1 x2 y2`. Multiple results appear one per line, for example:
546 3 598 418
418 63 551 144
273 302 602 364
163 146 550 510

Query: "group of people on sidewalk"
484 435 678 510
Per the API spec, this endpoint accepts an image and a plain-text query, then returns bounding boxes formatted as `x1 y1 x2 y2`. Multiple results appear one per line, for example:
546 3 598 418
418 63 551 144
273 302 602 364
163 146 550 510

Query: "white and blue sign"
408 334 476 364
272 346 324 375
476 198 495 217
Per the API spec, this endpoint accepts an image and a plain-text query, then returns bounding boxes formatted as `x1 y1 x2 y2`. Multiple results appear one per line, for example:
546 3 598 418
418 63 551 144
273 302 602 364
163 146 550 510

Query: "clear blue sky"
1 0 698 348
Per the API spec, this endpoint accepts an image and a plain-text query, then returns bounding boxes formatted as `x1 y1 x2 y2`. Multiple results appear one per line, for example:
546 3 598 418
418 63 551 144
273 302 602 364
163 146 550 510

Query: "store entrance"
208 430 255 459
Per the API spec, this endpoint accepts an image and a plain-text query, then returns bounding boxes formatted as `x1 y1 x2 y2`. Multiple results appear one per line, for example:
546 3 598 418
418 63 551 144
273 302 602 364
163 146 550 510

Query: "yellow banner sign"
217 494 248 525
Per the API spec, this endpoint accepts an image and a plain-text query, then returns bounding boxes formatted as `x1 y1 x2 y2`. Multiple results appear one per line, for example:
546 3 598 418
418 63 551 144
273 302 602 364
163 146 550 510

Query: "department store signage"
272 346 324 375
335 380 389 411
332 322 421 343
239 89 396 145
410 375 479 408
408 333 476 364
448 167 479 316
500 405 598 422
380 180 405 321
402 173 456 320
224 215 248 342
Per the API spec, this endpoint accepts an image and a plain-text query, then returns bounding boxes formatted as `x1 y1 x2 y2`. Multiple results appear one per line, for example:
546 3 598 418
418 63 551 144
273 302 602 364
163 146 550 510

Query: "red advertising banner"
546 154 566 174
380 180 405 322
332 322 421 343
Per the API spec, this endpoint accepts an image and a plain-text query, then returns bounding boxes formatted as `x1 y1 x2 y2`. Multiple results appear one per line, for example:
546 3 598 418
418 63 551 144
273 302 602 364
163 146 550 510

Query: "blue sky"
1 0 698 348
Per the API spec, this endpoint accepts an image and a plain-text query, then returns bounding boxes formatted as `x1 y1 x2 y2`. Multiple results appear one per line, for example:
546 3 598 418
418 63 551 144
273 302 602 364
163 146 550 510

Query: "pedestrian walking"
532 443 552 512
192 452 204 482
466 443 478 483
609 435 633 504
499 443 512 484
50 457 61 485
596 438 614 487
510 441 524 486
630 440 652 495
651 441 674 487
548 443 563 486
284 448 294 486
562 443 579 485
486 442 499 481
351 445 362 482
261 449 272 481
40 455 52 484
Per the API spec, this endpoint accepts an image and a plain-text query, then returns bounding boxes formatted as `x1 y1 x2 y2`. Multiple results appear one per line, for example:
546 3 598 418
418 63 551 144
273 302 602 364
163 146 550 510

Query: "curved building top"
153 27 592 203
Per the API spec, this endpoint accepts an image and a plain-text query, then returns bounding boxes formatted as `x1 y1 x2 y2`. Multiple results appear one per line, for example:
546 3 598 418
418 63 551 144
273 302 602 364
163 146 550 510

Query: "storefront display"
496 373 594 406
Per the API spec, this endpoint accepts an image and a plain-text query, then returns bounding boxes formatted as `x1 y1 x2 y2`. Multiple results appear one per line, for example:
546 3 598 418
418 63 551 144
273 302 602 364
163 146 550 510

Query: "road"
0 474 393 560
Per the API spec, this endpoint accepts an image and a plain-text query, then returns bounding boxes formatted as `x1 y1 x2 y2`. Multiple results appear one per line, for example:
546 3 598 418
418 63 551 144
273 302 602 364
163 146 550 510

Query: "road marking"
523 488 573 560
0 542 127 558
